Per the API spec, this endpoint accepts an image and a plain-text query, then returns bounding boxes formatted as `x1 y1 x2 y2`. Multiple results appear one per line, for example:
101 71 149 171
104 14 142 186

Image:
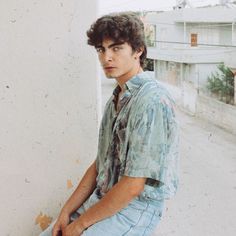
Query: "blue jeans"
39 191 164 236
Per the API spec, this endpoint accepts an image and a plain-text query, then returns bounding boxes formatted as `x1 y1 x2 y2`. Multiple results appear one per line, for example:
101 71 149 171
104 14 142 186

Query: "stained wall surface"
0 1 100 235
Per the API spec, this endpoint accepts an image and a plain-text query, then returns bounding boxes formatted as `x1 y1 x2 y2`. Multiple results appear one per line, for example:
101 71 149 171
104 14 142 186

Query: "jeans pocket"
118 205 143 226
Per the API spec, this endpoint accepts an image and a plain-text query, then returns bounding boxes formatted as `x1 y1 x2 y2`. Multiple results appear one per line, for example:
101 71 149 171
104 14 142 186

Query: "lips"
104 66 115 70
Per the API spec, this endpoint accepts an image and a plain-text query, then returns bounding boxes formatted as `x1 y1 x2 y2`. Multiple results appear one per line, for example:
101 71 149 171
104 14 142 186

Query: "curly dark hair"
87 12 147 67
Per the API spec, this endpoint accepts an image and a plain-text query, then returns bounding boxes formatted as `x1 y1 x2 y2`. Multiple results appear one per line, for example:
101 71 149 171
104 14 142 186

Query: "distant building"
145 5 236 112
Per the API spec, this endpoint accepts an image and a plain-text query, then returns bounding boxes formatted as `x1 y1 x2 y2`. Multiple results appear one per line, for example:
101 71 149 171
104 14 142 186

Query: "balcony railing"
147 41 235 64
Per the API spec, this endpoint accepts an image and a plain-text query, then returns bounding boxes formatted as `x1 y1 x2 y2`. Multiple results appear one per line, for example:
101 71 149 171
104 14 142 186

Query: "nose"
102 50 113 63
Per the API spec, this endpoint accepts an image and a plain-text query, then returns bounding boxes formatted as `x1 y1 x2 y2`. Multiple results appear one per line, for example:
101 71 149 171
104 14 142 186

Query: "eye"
96 47 104 53
113 46 122 52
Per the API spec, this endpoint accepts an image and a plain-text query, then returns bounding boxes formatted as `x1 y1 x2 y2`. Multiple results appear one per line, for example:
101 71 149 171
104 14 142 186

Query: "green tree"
207 63 234 104
143 58 154 71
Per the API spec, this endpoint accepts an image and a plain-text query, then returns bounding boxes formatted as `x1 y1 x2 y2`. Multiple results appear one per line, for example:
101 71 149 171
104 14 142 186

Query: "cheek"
119 54 134 64
98 55 104 64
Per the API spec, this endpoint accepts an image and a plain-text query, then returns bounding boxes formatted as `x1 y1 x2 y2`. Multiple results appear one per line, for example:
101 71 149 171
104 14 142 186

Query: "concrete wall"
181 81 198 114
0 1 99 235
195 63 219 89
225 49 236 68
161 80 236 134
155 60 218 92
196 95 236 134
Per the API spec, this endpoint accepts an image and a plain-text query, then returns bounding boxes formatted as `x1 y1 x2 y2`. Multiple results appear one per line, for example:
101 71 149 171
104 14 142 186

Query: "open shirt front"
96 71 179 201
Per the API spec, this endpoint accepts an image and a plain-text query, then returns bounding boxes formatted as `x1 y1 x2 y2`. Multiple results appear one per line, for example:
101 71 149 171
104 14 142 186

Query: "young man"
40 12 179 236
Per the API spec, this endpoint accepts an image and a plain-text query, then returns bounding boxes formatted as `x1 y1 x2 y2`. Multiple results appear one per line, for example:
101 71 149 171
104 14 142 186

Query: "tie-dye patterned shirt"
95 72 179 201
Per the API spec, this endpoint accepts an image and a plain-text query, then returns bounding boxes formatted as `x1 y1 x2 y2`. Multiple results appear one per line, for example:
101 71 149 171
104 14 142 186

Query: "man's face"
96 38 141 81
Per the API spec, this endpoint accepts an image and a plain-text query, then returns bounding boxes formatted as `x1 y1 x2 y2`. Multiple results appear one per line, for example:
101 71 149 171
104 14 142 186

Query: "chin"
105 73 115 79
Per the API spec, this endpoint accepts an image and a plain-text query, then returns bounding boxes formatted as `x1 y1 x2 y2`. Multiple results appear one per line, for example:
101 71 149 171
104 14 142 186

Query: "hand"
52 211 70 236
62 219 85 236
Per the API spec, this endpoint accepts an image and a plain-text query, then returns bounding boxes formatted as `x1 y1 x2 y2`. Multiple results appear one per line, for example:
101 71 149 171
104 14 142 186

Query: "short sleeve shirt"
95 71 179 201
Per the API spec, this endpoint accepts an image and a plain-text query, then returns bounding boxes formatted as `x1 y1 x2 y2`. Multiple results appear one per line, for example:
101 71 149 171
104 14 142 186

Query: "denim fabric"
83 197 164 236
39 191 164 236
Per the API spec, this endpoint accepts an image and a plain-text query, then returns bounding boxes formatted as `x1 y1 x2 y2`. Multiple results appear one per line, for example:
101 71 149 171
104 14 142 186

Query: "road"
101 78 236 236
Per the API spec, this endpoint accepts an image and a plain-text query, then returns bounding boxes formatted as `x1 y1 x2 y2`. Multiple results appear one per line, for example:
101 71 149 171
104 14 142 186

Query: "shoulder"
128 74 177 126
135 73 175 110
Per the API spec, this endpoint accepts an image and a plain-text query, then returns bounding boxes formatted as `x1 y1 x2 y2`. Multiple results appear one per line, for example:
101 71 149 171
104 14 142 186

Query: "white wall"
186 23 220 45
195 63 219 89
196 94 236 134
0 0 99 235
225 49 236 68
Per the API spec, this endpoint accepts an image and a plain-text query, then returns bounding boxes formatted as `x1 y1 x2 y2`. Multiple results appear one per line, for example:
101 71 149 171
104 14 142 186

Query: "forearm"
77 176 146 230
61 161 97 215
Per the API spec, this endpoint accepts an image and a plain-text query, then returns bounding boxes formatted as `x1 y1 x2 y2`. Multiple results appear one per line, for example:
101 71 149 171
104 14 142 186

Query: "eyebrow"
96 42 125 49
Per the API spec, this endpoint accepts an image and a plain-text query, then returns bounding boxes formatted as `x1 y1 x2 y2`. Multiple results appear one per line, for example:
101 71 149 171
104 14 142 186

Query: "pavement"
101 78 236 236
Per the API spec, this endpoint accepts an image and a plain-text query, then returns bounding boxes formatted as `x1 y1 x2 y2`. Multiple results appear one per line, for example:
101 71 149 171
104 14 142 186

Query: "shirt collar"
112 71 148 98
125 71 146 94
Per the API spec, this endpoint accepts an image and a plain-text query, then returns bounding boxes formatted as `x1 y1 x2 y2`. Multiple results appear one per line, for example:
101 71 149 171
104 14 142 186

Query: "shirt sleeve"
123 97 178 187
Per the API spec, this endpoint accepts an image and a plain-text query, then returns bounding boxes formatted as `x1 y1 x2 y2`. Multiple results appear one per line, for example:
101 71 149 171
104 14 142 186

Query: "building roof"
146 6 236 24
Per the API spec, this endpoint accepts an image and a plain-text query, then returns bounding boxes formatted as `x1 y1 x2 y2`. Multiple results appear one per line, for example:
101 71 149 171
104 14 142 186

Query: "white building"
145 5 236 113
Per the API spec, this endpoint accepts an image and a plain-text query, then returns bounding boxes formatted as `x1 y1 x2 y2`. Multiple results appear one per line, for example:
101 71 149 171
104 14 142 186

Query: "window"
191 33 198 47
145 24 156 47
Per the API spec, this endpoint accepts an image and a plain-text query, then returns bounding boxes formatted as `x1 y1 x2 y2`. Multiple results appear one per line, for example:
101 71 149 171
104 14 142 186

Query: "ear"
134 47 144 59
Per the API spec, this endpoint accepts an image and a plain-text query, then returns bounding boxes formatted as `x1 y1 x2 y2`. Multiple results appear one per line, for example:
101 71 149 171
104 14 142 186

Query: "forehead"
99 38 129 48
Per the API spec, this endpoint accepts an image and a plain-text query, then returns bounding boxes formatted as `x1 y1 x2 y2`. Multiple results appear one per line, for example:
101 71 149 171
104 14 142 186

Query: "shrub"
207 63 234 104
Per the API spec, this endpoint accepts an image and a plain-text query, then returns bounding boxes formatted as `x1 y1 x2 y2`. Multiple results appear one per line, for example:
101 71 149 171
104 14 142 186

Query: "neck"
116 66 143 92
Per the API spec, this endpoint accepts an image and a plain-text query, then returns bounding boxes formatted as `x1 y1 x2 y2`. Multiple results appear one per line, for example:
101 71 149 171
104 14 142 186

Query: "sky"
98 0 224 14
